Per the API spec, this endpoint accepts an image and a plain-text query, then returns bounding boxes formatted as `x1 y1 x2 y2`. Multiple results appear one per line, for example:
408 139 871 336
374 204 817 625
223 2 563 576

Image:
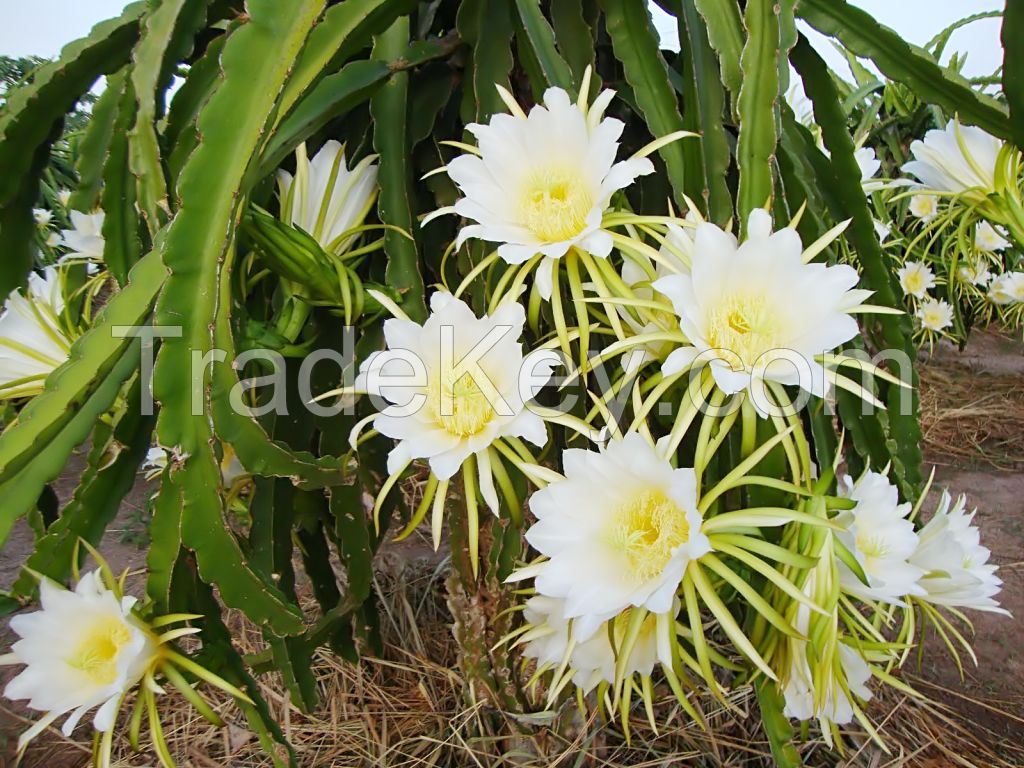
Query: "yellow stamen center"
856 532 890 563
921 307 944 328
606 491 689 583
903 271 927 295
910 196 937 218
67 617 132 686
427 370 496 437
520 171 593 242
705 294 781 371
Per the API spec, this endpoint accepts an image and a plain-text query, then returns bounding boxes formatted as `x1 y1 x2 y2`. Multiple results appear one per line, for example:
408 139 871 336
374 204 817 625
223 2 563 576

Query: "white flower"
975 221 1010 252
835 472 925 605
782 569 873 727
654 220 695 273
908 194 939 221
849 146 891 235
621 218 693 289
783 640 872 726
855 147 885 194
2 571 157 741
57 189 72 208
618 220 694 369
897 261 936 298
902 118 1002 195
32 208 52 227
0 268 72 400
357 292 555 485
958 261 993 287
821 142 883 196
916 299 953 332
911 491 1007 614
988 271 1024 304
520 595 663 692
653 209 870 403
277 140 378 255
58 210 106 263
45 232 61 248
521 432 710 640
444 84 654 299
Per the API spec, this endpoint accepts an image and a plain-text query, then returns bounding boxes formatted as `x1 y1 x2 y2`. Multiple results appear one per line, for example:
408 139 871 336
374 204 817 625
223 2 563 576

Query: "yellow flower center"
910 196 937 218
520 171 593 242
921 307 944 327
67 617 132 686
903 271 927 294
855 532 890 563
427 370 496 437
606 491 689 583
705 294 781 371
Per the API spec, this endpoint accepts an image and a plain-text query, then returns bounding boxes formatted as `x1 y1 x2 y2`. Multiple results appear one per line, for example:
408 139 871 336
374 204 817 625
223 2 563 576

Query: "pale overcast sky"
650 0 1004 79
0 0 1004 79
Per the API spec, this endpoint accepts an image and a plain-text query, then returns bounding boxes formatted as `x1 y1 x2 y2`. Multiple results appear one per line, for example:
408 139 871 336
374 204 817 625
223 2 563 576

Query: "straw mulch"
7 532 1022 768
918 339 1024 471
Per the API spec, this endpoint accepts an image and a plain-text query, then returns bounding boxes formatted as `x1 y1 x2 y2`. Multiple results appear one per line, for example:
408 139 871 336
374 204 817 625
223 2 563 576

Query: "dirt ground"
0 330 1022 766
913 331 1024 754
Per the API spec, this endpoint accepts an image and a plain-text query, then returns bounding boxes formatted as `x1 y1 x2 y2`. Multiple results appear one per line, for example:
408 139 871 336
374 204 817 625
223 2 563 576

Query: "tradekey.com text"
112 323 915 428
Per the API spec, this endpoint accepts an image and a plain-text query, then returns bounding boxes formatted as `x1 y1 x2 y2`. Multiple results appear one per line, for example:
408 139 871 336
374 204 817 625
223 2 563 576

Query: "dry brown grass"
11 536 1023 768
918 362 1024 470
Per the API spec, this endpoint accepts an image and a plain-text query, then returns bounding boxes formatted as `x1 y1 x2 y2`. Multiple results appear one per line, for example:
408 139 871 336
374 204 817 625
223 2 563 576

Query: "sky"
0 0 1005 80
807 1 1003 79
0 0 131 58
650 0 1004 79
